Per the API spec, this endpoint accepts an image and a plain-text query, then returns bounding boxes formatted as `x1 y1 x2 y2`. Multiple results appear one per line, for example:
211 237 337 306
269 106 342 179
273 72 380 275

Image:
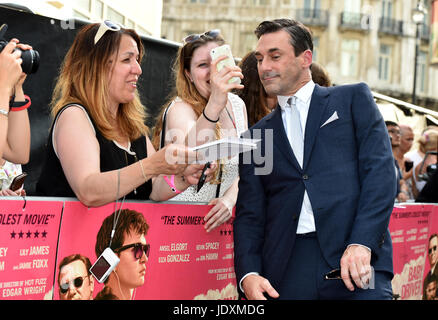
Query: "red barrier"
0 198 237 300
0 198 437 300
390 204 438 300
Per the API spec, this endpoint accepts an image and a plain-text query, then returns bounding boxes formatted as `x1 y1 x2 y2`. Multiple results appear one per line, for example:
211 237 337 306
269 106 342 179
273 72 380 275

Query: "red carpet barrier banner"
0 199 63 299
1 199 437 300
54 201 237 300
390 204 438 300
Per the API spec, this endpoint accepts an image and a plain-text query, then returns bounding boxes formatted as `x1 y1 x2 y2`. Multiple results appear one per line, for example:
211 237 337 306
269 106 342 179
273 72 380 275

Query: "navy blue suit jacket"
234 83 397 292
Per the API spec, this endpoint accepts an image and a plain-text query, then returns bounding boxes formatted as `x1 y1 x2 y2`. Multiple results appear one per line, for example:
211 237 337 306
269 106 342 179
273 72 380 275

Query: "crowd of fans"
385 121 438 203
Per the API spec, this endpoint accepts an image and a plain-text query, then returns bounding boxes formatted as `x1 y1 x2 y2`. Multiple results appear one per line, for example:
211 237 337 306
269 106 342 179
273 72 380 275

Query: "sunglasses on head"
182 29 221 44
115 242 150 260
59 276 86 294
429 245 437 255
94 20 122 45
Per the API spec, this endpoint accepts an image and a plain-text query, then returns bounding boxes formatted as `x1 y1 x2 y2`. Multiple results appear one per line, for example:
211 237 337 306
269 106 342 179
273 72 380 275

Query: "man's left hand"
340 245 372 291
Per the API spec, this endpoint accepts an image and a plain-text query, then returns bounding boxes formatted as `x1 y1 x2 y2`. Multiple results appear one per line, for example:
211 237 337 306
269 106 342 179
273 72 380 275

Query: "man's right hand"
241 274 280 300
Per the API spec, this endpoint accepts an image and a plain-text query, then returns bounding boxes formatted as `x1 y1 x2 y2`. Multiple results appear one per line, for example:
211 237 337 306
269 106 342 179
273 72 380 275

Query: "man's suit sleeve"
347 83 397 253
233 142 266 287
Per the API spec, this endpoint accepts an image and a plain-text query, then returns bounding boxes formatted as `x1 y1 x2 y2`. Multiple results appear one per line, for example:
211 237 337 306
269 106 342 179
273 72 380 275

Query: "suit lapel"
303 85 330 169
267 105 302 171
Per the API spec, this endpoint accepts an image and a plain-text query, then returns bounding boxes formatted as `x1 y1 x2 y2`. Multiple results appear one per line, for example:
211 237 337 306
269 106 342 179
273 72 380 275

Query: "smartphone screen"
405 161 413 172
89 256 111 280
10 173 27 191
210 44 241 84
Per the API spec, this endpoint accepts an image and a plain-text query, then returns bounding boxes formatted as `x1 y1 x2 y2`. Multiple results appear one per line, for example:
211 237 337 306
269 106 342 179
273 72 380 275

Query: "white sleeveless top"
168 93 246 202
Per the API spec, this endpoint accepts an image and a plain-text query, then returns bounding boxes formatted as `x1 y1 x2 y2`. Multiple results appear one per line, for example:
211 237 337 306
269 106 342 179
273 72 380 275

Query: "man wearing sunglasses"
58 254 94 300
423 234 438 299
94 209 149 300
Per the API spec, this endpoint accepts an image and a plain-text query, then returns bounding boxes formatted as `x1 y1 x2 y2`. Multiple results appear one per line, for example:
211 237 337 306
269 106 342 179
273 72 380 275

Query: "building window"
381 0 393 19
341 39 360 77
76 0 91 12
378 44 391 81
107 7 124 25
93 0 103 19
304 0 321 11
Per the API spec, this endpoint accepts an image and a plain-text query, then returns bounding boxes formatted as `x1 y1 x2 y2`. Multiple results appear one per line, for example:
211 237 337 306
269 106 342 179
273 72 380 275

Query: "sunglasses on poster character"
59 276 88 294
114 242 151 260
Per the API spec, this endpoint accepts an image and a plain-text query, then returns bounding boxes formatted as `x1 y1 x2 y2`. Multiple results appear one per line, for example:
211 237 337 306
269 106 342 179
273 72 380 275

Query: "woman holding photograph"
152 30 247 232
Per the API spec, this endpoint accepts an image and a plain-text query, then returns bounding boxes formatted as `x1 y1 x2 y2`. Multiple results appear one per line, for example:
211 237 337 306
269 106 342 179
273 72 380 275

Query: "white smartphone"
89 247 120 283
210 44 241 84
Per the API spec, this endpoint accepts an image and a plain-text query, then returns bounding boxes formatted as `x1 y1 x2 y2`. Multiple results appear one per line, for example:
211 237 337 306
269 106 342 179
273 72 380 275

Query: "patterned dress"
0 160 22 190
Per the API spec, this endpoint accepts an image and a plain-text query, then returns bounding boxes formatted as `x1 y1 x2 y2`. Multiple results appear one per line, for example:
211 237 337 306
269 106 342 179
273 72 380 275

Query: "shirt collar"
278 80 315 110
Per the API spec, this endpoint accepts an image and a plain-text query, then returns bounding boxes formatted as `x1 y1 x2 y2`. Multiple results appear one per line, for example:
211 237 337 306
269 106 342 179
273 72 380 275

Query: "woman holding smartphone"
152 30 247 232
36 21 211 206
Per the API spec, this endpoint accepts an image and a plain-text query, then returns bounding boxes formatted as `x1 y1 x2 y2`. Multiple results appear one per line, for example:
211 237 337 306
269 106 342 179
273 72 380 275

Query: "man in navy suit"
234 19 397 300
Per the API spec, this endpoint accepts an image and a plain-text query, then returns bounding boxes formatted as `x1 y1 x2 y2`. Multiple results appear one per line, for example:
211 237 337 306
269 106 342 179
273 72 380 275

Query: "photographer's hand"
0 39 23 97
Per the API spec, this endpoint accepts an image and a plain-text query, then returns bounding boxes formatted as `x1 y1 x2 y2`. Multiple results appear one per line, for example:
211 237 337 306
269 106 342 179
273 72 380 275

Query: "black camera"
418 151 438 182
0 23 39 74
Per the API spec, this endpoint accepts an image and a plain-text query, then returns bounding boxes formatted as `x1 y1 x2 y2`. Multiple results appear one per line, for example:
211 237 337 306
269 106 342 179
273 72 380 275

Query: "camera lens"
17 48 40 74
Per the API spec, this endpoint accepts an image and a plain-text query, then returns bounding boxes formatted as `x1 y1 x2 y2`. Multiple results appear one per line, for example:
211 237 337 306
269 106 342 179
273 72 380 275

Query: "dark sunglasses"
182 29 221 44
115 242 150 260
59 276 86 294
429 245 437 255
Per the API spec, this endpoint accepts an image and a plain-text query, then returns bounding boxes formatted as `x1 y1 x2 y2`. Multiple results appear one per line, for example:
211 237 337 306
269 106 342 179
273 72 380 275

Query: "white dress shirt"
278 80 316 234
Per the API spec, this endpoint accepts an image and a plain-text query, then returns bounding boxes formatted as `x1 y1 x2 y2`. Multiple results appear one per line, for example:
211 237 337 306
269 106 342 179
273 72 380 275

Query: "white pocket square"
320 111 339 128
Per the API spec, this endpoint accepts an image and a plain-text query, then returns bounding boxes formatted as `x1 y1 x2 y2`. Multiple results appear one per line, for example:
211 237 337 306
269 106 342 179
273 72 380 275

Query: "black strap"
215 165 222 198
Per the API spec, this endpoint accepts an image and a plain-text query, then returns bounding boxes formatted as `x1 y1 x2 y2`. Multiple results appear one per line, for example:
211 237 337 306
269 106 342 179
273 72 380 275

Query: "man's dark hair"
385 120 399 127
95 209 149 259
254 18 313 56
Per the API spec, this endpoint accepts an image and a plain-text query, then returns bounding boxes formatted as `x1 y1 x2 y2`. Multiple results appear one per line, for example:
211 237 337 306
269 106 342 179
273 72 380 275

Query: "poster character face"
425 280 437 300
114 232 148 289
428 236 438 268
58 260 94 300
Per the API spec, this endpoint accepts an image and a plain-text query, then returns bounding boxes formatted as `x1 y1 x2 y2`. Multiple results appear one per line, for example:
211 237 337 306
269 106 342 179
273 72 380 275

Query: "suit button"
302 174 309 180
293 214 299 221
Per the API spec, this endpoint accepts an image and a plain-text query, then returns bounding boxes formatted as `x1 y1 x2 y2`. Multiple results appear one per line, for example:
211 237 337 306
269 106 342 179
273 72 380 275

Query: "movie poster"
53 201 238 300
421 205 438 300
0 199 63 300
390 204 434 300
